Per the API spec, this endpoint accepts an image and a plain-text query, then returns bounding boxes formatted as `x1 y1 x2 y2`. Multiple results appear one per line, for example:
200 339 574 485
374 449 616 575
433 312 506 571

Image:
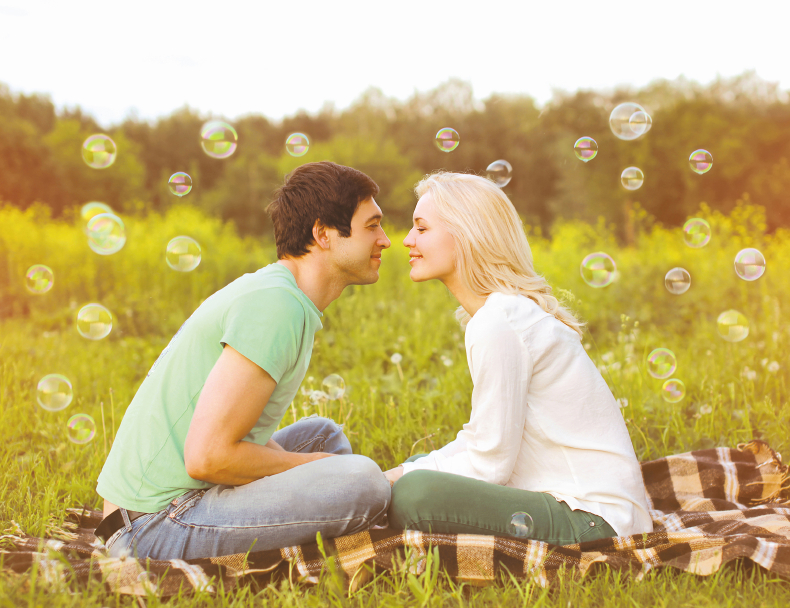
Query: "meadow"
0 200 789 606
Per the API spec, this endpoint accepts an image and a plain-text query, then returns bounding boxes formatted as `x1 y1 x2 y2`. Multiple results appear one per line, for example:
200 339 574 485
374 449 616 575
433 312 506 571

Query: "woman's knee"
388 470 438 529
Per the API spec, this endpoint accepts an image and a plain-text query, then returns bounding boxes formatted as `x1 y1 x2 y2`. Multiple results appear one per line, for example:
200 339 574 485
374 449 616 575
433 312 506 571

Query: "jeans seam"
123 512 158 552
293 434 327 453
165 514 376 531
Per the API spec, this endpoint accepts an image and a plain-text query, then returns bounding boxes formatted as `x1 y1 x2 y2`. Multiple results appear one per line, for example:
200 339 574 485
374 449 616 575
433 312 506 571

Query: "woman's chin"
409 267 430 282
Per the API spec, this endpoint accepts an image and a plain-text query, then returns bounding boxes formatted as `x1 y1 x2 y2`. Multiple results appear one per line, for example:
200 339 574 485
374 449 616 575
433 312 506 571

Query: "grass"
0 200 789 605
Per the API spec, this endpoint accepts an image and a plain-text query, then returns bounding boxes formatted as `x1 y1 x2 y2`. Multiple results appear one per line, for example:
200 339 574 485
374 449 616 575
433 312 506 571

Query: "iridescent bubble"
87 213 126 255
25 265 54 294
76 303 113 340
573 137 598 162
36 374 73 412
683 218 711 248
435 128 460 152
166 236 202 272
629 111 653 136
81 134 117 169
717 310 749 343
689 149 713 175
486 160 512 187
580 252 616 288
200 121 238 159
508 512 534 538
80 202 113 225
647 348 677 379
285 133 310 157
661 379 686 403
609 102 646 141
620 167 644 190
168 172 192 197
67 414 96 445
664 268 691 295
734 248 766 281
322 374 345 400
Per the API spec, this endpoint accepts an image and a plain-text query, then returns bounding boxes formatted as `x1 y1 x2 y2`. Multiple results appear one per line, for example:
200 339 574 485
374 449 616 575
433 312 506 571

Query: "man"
95 161 392 559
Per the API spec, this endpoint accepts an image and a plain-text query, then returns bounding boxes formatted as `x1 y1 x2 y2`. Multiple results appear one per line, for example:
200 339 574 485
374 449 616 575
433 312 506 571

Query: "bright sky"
0 0 787 127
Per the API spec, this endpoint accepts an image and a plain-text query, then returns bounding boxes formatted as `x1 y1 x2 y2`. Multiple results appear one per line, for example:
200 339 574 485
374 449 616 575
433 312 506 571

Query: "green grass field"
1 201 789 606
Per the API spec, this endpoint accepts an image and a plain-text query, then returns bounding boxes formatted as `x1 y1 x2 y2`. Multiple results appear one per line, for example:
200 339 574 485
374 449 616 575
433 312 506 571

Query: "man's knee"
340 455 390 512
388 470 437 529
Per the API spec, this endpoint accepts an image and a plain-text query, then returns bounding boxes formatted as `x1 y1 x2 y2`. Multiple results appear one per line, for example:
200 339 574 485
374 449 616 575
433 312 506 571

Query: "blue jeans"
105 416 391 560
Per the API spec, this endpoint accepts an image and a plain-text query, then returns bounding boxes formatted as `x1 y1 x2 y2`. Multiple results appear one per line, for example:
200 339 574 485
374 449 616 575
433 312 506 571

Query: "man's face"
329 197 391 285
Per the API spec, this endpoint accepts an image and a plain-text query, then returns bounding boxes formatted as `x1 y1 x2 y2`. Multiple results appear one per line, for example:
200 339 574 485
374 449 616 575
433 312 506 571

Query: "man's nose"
379 229 392 249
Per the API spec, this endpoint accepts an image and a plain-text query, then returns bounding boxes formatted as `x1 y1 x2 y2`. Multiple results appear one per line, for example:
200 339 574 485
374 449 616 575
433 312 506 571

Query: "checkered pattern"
1 440 787 597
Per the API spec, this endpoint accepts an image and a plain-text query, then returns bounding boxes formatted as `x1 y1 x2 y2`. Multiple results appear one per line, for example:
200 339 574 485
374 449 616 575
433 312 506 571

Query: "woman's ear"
312 220 331 250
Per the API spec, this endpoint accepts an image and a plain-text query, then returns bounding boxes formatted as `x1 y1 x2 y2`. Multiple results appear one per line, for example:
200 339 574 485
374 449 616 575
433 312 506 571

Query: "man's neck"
276 257 345 312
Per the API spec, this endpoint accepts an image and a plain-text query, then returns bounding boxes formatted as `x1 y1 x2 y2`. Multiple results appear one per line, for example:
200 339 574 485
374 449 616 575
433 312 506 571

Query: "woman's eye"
417 227 426 233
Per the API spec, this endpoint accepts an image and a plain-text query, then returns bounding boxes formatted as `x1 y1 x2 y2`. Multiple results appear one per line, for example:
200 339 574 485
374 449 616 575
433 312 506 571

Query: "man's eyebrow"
365 213 383 223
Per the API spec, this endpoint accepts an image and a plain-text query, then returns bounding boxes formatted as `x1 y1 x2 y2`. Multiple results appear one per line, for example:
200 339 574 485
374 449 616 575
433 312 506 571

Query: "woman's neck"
443 273 489 318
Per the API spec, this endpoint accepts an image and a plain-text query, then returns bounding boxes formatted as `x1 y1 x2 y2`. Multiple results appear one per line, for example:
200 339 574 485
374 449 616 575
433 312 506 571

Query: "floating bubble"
166 236 202 272
76 303 113 340
689 149 713 175
573 137 598 162
508 512 534 538
80 202 113 226
285 133 310 157
664 268 691 295
168 172 192 197
734 248 766 281
25 265 54 294
609 102 647 141
87 213 126 255
36 374 73 412
683 218 711 248
717 310 749 343
620 167 644 190
661 379 686 403
67 414 96 444
200 121 238 159
322 374 345 400
580 252 616 288
647 348 677 379
81 134 117 169
486 160 512 187
629 111 652 136
435 128 460 152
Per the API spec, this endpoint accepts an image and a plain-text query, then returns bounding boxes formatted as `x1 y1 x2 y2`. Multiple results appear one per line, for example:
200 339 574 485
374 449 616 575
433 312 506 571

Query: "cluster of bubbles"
35 374 96 444
646 348 686 403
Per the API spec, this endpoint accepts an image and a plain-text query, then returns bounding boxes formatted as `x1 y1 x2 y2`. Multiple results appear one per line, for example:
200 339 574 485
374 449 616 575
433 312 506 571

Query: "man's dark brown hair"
268 161 380 258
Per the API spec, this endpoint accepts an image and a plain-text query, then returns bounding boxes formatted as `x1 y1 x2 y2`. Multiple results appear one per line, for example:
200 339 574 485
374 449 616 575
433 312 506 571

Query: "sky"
0 0 787 127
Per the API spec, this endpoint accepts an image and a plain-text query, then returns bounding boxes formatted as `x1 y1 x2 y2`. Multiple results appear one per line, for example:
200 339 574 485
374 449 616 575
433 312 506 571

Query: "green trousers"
388 454 617 546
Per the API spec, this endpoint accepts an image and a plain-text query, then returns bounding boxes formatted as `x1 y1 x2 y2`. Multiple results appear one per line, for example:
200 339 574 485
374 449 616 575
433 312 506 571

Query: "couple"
95 162 653 560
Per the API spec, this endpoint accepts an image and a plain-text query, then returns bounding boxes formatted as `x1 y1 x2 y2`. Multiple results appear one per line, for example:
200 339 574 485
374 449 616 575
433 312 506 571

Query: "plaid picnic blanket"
1 440 789 597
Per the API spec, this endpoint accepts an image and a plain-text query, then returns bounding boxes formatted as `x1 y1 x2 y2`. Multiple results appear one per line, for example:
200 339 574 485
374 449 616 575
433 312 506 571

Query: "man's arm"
184 345 335 485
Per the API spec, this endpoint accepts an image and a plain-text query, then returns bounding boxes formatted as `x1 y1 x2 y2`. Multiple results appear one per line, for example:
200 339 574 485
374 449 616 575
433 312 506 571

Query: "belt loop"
121 508 132 532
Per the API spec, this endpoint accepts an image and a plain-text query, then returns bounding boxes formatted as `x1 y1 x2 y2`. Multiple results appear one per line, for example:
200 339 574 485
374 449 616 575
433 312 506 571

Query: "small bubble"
435 128 460 152
647 348 677 379
664 267 691 294
580 252 616 288
628 111 652 136
391 353 403 364
200 121 238 159
87 213 126 255
166 236 202 272
168 172 193 197
609 102 647 141
661 379 686 403
25 265 54 294
81 134 117 169
573 137 598 162
322 374 345 400
36 374 73 412
734 248 766 281
485 160 512 187
508 512 534 538
689 149 713 174
717 310 749 342
285 133 310 157
76 303 113 340
620 167 644 190
683 218 711 248
67 414 96 444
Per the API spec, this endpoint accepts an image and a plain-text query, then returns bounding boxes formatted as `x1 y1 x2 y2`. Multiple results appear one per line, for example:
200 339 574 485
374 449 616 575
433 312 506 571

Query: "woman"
383 172 653 545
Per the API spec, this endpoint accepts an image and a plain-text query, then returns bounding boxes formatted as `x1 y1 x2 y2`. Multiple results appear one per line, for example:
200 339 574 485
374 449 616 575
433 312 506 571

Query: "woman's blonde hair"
414 171 586 339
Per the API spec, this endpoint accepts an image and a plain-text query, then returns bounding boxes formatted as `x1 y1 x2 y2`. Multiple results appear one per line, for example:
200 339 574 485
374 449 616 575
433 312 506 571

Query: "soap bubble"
285 133 310 157
580 252 616 288
25 265 54 294
683 218 711 248
717 310 749 343
81 134 117 169
166 236 202 272
628 111 652 136
609 102 646 141
168 172 192 197
573 137 598 162
486 160 512 187
76 303 113 340
435 128 460 152
36 374 73 412
80 202 113 226
665 268 691 294
508 512 534 538
689 149 713 175
647 348 677 379
322 374 345 400
661 379 686 403
620 167 644 190
734 248 766 281
200 121 238 159
67 414 96 444
87 213 126 255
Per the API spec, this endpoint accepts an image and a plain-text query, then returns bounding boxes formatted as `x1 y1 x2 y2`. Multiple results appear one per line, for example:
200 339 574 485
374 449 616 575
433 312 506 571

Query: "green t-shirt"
96 263 323 512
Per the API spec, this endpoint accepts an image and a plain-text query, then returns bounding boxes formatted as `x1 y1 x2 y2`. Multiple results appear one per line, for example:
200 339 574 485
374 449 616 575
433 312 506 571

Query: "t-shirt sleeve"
220 288 305 383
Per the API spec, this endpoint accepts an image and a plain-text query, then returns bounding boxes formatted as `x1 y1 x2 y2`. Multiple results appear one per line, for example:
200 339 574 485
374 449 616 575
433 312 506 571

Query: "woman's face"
403 192 457 283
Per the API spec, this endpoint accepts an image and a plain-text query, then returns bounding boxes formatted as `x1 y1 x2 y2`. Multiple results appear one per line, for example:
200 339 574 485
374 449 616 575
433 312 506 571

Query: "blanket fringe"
738 440 790 505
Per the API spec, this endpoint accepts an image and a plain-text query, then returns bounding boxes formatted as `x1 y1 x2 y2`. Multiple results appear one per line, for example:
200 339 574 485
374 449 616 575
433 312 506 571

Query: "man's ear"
312 220 331 250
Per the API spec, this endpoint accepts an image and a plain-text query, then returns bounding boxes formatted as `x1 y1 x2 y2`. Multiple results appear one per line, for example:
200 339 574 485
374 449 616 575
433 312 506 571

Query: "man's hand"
383 466 404 487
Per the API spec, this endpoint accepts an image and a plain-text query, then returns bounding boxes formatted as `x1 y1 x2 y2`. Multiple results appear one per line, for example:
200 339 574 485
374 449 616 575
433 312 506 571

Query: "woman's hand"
383 466 404 487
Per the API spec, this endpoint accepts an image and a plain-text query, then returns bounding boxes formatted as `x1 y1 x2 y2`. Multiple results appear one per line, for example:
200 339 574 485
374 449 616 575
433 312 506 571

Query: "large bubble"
573 137 598 162
286 133 310 157
67 414 96 444
620 167 644 190
486 160 512 187
25 265 54 294
628 111 652 136
87 213 126 255
683 218 711 248
734 248 766 281
166 236 202 272
77 303 113 340
82 134 117 169
580 252 616 288
36 374 73 412
200 121 238 159
717 310 749 343
168 172 193 197
689 149 713 175
647 348 677 379
435 128 460 152
664 268 691 294
609 103 647 141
